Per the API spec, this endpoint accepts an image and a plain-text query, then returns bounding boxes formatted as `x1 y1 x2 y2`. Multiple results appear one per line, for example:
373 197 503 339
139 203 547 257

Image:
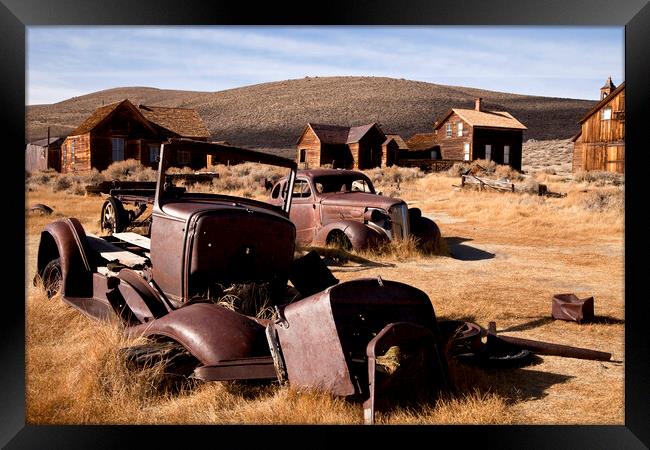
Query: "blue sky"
27 26 624 105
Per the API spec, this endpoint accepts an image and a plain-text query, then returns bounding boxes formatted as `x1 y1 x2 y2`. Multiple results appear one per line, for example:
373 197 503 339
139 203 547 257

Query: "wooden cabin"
571 77 625 173
381 134 408 167
25 136 64 172
296 123 387 170
433 98 527 170
60 99 210 173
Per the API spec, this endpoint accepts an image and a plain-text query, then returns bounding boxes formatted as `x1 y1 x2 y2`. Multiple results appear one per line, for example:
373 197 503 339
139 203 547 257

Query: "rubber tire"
101 197 128 234
327 230 353 251
42 257 62 299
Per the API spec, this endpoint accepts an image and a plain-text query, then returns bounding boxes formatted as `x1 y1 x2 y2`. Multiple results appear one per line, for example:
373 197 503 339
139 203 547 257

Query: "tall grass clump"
574 170 624 186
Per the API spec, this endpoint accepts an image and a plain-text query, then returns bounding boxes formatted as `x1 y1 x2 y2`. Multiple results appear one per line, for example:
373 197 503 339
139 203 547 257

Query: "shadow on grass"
445 236 495 261
450 359 575 404
499 316 625 334
302 246 395 268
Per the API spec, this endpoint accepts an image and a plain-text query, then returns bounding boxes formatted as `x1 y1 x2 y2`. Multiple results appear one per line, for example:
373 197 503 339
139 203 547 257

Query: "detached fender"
126 302 270 366
313 220 388 250
36 218 96 298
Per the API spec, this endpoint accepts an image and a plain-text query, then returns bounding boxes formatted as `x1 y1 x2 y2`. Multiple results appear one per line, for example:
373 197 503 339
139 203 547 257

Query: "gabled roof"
383 134 409 150
67 99 157 136
300 122 383 145
347 123 380 143
578 81 625 124
405 133 438 151
138 104 211 138
434 108 527 131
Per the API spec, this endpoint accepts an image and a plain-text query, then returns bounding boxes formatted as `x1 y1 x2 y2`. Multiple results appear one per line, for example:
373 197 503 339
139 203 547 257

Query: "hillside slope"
27 77 595 153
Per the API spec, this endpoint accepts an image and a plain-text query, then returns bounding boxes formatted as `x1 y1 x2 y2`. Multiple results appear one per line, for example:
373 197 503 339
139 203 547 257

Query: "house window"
504 145 510 164
63 143 67 166
70 141 75 165
601 106 612 120
111 137 125 162
457 122 463 136
149 144 160 163
463 143 470 161
485 145 492 161
177 150 191 165
299 149 306 163
446 123 452 137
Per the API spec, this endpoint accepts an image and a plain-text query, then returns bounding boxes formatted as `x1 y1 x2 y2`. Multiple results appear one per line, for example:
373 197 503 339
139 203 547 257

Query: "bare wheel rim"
103 202 116 232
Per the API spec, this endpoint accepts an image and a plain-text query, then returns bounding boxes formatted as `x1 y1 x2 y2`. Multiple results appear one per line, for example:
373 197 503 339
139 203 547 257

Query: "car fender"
36 218 95 298
126 302 270 366
313 220 388 250
410 215 441 248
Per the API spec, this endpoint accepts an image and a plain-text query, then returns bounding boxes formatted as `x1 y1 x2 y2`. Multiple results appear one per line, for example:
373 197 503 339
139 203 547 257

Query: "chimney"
475 98 482 111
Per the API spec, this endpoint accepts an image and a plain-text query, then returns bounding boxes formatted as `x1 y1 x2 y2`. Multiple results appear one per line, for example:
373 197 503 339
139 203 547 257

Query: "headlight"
364 208 391 230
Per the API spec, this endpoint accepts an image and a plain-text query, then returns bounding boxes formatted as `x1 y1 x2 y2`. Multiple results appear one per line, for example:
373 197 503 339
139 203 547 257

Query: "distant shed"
296 122 387 169
25 136 64 172
572 78 625 173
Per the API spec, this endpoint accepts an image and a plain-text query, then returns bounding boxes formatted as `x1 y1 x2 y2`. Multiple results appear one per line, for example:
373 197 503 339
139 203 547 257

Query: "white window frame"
457 122 463 136
504 145 510 164
463 143 470 161
601 106 612 120
111 137 125 162
485 145 492 161
446 123 452 137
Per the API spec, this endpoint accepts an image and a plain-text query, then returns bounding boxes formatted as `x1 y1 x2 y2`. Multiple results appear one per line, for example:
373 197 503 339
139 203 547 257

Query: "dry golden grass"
25 163 624 425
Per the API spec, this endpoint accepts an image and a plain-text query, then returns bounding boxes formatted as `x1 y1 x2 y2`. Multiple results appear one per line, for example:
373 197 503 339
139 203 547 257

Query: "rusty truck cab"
148 139 298 305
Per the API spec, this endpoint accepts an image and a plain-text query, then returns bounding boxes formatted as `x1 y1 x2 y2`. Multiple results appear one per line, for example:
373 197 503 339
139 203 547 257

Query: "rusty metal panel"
273 278 439 398
134 303 270 366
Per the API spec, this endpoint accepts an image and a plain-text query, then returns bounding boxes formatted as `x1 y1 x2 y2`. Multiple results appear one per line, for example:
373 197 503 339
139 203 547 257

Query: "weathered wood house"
433 98 527 170
60 99 210 173
25 136 64 172
296 123 387 169
571 78 625 173
381 134 408 167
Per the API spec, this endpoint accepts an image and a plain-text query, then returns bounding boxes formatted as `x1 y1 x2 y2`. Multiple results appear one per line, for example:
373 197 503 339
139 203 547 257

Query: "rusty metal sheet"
130 302 270 366
273 278 439 398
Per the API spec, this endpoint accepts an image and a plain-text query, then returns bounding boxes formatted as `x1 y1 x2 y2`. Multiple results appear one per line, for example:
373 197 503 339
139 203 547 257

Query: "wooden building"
433 98 527 170
571 78 625 173
25 136 64 173
381 134 408 167
404 133 441 160
296 123 387 170
60 99 210 173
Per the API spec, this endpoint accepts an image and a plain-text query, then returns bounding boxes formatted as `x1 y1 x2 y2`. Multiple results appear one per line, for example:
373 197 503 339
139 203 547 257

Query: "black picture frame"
5 0 649 447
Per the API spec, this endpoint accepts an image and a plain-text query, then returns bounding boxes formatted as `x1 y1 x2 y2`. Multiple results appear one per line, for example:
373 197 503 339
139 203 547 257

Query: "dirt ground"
24 169 624 425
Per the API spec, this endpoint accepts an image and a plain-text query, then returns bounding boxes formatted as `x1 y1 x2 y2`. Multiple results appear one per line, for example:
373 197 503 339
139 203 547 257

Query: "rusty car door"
288 178 319 245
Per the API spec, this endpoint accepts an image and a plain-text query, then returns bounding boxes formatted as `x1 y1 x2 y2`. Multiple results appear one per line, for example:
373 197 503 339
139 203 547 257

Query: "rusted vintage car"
268 169 441 251
34 139 451 424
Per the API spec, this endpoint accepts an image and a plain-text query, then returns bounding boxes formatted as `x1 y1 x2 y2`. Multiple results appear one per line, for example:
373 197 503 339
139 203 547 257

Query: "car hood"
319 192 405 210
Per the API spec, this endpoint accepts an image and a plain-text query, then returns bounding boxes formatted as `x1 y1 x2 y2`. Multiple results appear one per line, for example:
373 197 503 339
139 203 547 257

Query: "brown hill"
27 76 596 156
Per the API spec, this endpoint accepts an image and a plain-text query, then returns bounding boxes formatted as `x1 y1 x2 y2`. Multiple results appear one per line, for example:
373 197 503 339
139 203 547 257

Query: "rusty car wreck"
268 169 441 251
34 139 613 424
34 139 457 423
